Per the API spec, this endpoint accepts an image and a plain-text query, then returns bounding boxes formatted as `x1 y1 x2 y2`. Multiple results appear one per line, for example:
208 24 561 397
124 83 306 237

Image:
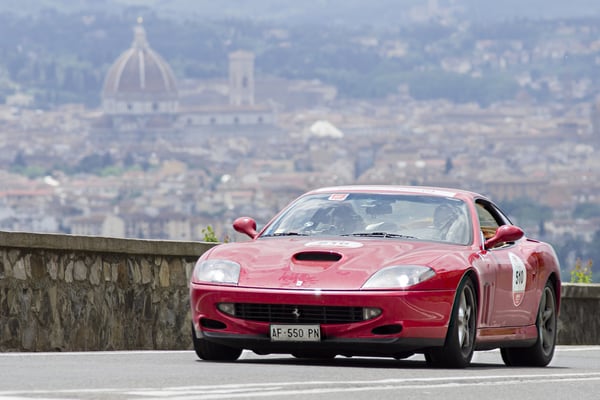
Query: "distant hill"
2 0 600 108
2 0 600 25
460 0 600 21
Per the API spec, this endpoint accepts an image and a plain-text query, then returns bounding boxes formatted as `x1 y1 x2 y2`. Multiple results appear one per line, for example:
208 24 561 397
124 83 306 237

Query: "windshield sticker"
509 252 527 307
305 240 363 248
328 193 349 201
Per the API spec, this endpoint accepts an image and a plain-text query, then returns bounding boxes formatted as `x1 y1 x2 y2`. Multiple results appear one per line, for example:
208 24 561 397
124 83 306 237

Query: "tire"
192 324 242 361
426 277 477 368
501 280 557 367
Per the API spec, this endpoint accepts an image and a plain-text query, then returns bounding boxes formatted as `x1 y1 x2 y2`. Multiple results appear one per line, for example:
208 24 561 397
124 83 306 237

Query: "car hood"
204 237 470 290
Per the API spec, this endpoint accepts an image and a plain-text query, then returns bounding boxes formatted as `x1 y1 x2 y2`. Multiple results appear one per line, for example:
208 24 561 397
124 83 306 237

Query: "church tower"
228 51 255 106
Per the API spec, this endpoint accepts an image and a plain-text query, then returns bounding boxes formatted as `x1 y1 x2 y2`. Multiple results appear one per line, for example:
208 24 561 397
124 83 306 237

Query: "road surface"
1 346 599 399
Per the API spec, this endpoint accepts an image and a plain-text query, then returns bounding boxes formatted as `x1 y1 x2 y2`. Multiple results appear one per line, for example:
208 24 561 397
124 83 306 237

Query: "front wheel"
192 324 242 361
426 277 477 368
501 280 557 367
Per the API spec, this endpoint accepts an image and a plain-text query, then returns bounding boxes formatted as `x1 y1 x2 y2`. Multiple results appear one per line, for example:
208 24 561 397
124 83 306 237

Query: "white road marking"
0 350 190 357
555 346 600 352
2 372 600 399
0 346 596 358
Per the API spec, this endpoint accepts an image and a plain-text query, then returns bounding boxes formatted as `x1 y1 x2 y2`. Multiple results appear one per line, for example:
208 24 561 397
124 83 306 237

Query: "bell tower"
228 51 255 106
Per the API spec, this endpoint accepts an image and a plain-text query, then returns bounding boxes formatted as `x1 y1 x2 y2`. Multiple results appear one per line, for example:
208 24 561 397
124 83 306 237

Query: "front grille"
233 303 364 324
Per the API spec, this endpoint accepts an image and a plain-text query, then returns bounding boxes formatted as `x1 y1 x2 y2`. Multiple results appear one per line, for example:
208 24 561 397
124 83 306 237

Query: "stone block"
13 259 27 280
64 260 74 283
158 259 170 287
73 259 87 281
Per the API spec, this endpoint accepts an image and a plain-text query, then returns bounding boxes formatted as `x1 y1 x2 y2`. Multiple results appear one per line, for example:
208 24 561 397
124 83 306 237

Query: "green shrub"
570 259 593 283
201 225 219 242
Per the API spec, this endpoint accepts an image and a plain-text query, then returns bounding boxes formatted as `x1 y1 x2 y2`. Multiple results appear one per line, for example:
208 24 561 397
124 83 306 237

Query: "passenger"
433 203 468 243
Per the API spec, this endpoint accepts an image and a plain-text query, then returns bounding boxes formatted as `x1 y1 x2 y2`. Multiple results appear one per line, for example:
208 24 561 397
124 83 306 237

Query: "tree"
573 203 600 219
76 152 115 174
444 157 453 175
12 151 26 168
498 197 553 227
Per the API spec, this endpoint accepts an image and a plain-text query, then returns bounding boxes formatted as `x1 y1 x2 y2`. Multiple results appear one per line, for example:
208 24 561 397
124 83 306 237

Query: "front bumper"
190 284 456 356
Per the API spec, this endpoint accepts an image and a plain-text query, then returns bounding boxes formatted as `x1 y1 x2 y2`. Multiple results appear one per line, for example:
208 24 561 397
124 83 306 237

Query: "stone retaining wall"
0 231 598 351
0 231 215 351
557 283 600 345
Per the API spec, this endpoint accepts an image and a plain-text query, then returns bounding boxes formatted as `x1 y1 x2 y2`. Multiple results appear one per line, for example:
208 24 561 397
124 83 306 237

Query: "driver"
315 203 363 234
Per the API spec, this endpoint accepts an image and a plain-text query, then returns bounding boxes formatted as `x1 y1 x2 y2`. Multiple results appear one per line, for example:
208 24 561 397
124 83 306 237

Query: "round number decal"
509 252 527 307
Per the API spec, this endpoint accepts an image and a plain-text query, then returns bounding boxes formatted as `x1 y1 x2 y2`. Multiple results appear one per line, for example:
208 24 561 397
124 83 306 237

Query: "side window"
476 201 501 240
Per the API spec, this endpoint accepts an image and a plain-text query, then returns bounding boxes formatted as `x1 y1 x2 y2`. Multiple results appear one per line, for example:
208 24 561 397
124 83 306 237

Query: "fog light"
363 307 382 320
217 303 236 316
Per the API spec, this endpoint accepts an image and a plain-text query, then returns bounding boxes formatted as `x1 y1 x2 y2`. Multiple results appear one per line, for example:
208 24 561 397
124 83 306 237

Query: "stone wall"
0 231 215 351
0 231 598 351
557 283 600 345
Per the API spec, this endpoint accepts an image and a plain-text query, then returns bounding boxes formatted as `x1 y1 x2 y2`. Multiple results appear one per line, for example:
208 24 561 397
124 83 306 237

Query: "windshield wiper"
263 232 310 237
343 232 417 239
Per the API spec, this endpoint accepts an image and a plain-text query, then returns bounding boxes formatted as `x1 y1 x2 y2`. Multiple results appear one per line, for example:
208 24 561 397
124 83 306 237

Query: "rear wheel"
426 277 477 368
501 280 557 367
192 324 242 361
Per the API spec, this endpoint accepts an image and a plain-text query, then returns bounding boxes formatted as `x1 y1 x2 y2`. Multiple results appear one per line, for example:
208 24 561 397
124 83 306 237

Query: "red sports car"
189 185 561 368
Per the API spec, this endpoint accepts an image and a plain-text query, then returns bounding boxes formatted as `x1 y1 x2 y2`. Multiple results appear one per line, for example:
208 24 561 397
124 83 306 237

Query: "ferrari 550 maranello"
189 185 561 368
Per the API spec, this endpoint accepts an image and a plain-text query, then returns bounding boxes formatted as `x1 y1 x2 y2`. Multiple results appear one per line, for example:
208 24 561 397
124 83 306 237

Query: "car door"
475 200 537 328
487 240 538 327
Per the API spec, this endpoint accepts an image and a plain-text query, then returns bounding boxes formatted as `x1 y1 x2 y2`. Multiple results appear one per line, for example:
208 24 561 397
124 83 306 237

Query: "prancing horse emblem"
292 307 301 319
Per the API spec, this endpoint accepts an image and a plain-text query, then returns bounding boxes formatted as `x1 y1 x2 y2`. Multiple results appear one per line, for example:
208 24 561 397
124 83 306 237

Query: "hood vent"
293 251 342 262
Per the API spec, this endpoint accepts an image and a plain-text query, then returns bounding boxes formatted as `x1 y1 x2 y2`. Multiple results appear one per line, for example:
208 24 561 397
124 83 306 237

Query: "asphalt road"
0 346 599 399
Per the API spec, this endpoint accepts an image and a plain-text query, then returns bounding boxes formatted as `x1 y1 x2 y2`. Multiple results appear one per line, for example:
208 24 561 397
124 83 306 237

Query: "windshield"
261 192 472 245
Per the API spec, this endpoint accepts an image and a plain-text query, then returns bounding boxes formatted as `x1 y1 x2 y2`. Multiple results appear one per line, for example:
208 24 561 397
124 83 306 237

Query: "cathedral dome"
102 20 178 116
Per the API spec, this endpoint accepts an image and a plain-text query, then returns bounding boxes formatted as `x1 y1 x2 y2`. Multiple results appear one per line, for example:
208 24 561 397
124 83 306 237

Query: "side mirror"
484 225 524 249
233 217 258 239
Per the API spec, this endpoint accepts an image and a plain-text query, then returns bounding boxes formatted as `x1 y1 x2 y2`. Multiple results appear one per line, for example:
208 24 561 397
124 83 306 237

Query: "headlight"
362 265 435 289
192 259 241 285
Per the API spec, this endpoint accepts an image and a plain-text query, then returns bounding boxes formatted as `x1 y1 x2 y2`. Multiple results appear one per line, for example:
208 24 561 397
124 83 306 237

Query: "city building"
94 19 279 142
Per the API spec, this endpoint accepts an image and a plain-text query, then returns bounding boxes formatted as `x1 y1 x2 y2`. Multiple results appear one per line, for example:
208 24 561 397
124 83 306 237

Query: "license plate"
270 324 321 342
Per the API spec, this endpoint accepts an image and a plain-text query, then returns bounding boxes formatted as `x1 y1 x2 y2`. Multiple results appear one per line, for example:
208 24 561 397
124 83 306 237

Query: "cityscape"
1 1 600 280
